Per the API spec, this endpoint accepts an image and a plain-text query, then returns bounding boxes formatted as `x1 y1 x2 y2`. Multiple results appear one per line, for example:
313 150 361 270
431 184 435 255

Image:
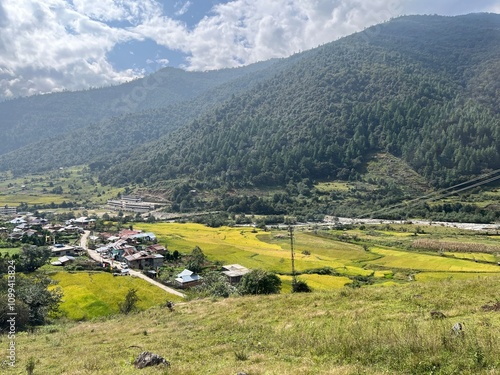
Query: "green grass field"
4 276 499 375
315 181 352 192
0 248 21 255
48 272 182 320
136 223 500 290
0 166 123 207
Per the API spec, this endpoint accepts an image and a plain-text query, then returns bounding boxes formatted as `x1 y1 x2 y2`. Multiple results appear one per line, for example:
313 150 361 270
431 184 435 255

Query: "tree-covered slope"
0 55 323 174
100 14 500 189
0 59 278 157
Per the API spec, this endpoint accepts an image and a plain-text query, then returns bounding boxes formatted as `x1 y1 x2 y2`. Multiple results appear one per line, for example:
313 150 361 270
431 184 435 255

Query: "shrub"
292 279 312 293
119 288 139 314
238 269 281 295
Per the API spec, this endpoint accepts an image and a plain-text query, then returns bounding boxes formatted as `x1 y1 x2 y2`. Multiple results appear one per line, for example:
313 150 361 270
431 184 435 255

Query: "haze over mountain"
1 13 499 202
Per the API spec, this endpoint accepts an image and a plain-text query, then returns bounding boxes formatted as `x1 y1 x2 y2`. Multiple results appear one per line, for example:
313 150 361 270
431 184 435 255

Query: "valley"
0 12 499 375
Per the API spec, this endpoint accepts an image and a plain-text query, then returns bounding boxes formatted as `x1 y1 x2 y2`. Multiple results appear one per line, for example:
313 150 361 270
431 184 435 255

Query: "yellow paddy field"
49 272 181 320
136 223 500 290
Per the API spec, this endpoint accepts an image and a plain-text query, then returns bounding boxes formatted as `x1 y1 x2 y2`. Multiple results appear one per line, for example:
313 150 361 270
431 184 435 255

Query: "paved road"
80 231 185 298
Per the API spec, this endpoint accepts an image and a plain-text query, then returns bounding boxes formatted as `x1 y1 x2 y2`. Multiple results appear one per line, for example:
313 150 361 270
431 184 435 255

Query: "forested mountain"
2 13 499 203
98 13 500 190
0 59 279 157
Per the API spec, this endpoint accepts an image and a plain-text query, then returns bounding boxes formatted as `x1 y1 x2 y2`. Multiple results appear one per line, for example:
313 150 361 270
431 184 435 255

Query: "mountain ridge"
97 13 500 191
1 14 499 200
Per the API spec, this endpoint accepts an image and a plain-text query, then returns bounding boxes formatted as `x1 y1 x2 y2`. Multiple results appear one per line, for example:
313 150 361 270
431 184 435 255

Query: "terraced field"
136 223 500 290
367 247 500 272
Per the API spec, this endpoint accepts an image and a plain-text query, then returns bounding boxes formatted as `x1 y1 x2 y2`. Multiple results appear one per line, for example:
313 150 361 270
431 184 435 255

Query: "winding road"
80 231 185 298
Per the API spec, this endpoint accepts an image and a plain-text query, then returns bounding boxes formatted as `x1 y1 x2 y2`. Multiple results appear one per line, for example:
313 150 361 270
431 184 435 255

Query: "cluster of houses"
91 229 251 288
0 213 93 243
1 211 252 290
93 229 166 270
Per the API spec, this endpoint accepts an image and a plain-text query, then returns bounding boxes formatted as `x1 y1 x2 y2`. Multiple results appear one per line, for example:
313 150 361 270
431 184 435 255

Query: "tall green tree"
20 245 51 272
0 274 63 329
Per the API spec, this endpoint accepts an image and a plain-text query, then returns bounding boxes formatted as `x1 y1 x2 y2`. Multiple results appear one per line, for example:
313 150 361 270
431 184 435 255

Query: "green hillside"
100 14 500 192
0 60 279 160
4 276 500 374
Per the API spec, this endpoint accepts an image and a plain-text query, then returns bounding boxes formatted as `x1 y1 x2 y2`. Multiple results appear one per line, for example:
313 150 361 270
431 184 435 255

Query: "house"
10 217 26 225
146 244 167 255
111 245 136 261
0 205 17 216
124 251 164 270
132 232 157 243
51 255 75 266
175 269 202 289
118 229 142 239
50 244 76 256
221 264 250 285
66 217 94 229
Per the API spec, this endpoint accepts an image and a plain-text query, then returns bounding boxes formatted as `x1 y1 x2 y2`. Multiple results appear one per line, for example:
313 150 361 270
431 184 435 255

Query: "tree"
0 274 63 329
186 246 206 273
20 245 51 272
194 271 237 298
238 269 281 295
119 288 139 314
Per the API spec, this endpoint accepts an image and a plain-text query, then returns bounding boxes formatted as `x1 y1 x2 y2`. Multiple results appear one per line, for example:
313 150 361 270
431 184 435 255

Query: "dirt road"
80 231 185 298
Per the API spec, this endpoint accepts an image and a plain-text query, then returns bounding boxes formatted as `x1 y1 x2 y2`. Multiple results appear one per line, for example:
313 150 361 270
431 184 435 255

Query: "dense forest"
1 14 499 221
0 59 280 160
98 14 500 190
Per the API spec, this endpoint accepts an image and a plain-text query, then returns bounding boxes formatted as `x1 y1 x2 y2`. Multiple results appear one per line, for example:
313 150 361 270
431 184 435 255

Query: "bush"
238 269 281 295
292 279 312 293
119 288 139 314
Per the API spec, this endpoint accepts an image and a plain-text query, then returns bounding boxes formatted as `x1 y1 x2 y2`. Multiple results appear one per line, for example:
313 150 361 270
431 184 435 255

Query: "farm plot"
280 274 353 291
137 223 373 276
367 247 500 273
49 272 180 320
444 252 498 263
415 272 500 282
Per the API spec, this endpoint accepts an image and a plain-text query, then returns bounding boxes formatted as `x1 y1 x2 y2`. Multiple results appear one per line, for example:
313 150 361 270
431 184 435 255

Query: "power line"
357 168 500 219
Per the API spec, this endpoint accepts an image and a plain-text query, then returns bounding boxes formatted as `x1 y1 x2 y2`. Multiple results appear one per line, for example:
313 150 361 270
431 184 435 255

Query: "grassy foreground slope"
3 277 499 374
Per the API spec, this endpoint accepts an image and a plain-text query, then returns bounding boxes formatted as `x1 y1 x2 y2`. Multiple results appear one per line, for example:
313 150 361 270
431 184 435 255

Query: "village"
0 209 251 293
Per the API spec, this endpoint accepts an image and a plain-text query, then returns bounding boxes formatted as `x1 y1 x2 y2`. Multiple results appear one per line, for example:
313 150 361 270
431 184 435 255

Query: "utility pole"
289 225 297 288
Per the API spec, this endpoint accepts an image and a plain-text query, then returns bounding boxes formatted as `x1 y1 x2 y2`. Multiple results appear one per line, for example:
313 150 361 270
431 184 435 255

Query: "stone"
134 351 170 369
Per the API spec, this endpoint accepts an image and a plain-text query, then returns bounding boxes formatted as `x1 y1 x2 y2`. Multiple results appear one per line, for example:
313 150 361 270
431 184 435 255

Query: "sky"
0 0 498 99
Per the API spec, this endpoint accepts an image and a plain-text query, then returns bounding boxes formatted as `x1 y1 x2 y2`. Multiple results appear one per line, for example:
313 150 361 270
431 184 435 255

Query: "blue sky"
0 0 498 99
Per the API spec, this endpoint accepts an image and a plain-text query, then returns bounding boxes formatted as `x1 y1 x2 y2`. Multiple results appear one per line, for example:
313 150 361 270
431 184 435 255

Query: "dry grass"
2 277 499 374
413 239 500 254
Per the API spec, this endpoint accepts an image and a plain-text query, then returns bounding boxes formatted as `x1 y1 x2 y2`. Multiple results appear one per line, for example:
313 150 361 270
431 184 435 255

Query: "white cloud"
0 0 148 98
175 1 192 16
0 0 496 99
136 0 403 70
71 0 162 24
